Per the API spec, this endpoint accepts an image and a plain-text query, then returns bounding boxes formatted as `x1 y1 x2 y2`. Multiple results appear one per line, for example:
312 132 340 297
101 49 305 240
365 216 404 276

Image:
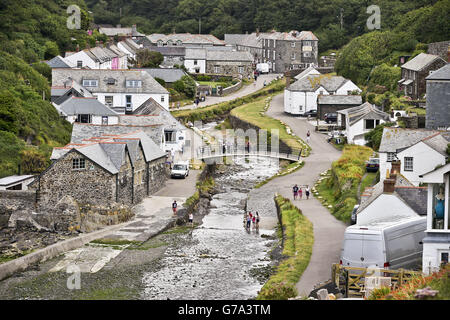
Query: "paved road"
261 93 347 297
172 74 281 111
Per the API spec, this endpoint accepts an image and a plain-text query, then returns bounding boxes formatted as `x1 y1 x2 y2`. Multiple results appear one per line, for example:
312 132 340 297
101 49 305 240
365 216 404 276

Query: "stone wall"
221 80 243 96
428 41 450 62
0 191 36 229
415 59 447 99
148 157 168 195
228 115 292 154
206 61 253 78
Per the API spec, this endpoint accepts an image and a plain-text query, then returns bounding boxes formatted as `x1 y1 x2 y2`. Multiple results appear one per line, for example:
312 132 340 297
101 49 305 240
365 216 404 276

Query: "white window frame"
214 66 221 74
105 96 113 107
126 80 142 88
82 79 98 87
238 66 244 74
291 53 296 60
387 152 396 162
161 95 165 103
291 42 296 48
404 157 414 172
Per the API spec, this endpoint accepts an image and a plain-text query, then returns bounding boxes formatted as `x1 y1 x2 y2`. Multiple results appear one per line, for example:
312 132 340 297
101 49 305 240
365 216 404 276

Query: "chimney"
285 74 291 88
383 176 396 193
391 160 401 175
76 44 80 52
256 28 260 37
132 24 137 33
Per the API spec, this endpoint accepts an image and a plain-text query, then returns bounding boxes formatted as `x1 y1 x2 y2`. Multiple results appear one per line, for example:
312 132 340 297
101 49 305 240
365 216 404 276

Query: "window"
77 60 82 68
82 79 98 87
303 52 311 58
165 131 175 143
404 157 413 171
291 42 296 48
167 40 173 46
126 95 132 111
291 53 296 60
76 114 91 123
72 158 86 170
387 152 396 162
214 66 221 74
157 40 163 47
194 60 198 65
238 66 244 74
161 95 165 103
105 96 113 107
177 40 182 46
273 51 276 60
102 116 108 125
365 119 376 129
304 41 311 46
126 80 142 88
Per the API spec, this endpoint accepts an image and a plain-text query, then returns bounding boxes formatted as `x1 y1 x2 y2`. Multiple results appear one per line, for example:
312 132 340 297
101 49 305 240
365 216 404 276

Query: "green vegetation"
183 176 215 211
76 287 139 300
230 96 310 155
255 161 304 189
134 49 164 68
172 79 285 123
198 81 233 89
369 265 450 300
315 145 374 223
257 195 313 300
173 75 197 99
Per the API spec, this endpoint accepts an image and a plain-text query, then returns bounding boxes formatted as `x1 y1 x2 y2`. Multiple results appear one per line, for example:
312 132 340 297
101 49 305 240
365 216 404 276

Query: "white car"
171 163 189 179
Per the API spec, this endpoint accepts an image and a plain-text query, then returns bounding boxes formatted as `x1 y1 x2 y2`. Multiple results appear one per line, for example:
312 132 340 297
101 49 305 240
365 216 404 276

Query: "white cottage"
284 74 361 115
419 163 450 274
337 102 390 146
57 96 120 125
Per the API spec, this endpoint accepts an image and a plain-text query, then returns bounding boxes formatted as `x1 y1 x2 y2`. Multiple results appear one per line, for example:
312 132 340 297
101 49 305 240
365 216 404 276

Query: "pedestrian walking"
306 130 311 144
172 200 178 214
293 184 299 200
189 213 194 227
305 186 310 200
298 187 303 200
252 215 256 230
256 212 260 229
246 141 250 153
246 214 251 230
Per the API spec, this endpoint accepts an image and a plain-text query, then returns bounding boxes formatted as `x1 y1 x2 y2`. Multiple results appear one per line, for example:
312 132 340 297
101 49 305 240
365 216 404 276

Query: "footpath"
173 74 281 111
259 93 347 297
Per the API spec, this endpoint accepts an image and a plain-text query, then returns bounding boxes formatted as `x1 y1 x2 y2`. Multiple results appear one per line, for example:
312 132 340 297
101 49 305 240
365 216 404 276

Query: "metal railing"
195 144 303 161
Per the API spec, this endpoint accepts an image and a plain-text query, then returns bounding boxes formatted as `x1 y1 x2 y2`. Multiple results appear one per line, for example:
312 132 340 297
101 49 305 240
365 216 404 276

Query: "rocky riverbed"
0 157 283 300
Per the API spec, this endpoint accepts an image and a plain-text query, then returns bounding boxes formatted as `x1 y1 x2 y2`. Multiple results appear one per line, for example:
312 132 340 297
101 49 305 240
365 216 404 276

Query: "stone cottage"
206 50 254 78
28 131 168 231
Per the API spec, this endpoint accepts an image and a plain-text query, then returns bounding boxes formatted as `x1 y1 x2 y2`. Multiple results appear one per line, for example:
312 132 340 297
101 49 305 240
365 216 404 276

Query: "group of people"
292 184 310 200
244 211 260 230
173 200 195 227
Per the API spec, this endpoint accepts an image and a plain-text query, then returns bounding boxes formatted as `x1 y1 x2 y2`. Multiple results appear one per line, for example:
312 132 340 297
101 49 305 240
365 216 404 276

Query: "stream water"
142 157 280 300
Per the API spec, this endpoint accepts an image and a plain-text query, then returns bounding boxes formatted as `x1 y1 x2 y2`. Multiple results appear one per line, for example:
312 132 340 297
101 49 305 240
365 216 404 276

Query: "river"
142 157 280 300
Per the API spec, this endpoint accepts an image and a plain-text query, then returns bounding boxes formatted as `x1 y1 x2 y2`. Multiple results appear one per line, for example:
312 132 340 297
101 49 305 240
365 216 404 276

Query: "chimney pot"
383 178 396 193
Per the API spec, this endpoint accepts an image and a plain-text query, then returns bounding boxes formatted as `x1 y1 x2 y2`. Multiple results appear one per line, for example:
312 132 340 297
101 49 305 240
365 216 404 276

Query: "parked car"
366 158 380 172
256 63 269 74
303 110 317 118
171 162 189 179
350 205 359 225
324 113 338 123
340 216 426 270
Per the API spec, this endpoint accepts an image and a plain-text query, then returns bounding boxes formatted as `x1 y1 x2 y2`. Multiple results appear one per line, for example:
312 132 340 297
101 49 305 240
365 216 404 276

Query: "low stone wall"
228 115 293 154
222 80 243 96
0 191 36 229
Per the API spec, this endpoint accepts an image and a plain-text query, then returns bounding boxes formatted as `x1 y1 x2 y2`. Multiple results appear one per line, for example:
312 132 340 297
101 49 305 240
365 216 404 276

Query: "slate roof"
132 97 167 115
206 50 253 62
317 95 362 105
401 53 445 72
0 175 35 187
45 56 73 68
58 97 119 116
426 63 450 80
146 33 225 46
259 30 318 41
419 133 450 157
107 44 127 57
337 102 390 126
147 46 186 56
288 75 349 92
294 67 321 80
378 127 440 153
185 48 207 60
140 68 188 83
52 69 169 94
224 33 262 48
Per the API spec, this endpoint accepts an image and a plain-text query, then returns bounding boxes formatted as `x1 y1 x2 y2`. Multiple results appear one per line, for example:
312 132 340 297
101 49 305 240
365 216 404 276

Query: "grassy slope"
257 195 313 300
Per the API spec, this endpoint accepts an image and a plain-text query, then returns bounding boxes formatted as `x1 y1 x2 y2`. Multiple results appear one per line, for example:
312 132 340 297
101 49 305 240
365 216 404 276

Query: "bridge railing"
196 144 303 161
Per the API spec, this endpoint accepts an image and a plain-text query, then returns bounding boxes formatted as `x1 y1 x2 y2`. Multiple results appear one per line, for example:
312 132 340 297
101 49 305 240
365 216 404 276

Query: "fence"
196 144 303 161
332 264 422 298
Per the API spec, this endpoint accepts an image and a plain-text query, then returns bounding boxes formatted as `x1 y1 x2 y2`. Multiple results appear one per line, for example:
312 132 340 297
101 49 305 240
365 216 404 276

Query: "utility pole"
199 17 201 34
340 8 344 30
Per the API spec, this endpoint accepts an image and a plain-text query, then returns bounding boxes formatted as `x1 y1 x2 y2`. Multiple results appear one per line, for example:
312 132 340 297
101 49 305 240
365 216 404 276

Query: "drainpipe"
115 174 119 202
146 162 150 196
131 167 135 204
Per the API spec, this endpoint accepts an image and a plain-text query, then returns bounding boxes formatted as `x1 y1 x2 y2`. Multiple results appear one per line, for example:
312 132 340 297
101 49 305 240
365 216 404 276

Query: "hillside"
85 0 448 53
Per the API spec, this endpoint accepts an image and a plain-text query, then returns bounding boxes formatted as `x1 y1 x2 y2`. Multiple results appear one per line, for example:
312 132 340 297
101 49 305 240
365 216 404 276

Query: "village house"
99 25 145 40
36 131 167 209
140 68 189 86
425 63 450 130
419 162 450 274
337 102 390 146
0 175 35 191
45 55 75 69
398 53 446 100
355 160 427 226
205 50 254 78
224 32 263 64
284 74 361 115
117 38 142 64
55 96 120 125
378 127 449 186
317 95 363 121
294 66 321 81
184 48 207 74
51 68 170 112
106 44 129 70
50 79 94 105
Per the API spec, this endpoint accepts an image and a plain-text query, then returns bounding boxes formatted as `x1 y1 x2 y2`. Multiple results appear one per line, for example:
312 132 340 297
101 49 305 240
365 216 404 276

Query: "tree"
135 49 163 68
20 149 48 174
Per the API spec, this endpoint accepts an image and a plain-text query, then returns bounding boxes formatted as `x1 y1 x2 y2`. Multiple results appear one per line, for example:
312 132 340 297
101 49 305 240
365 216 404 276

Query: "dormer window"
167 40 173 46
106 78 116 85
157 40 163 47
82 79 98 87
126 80 142 88
177 40 182 46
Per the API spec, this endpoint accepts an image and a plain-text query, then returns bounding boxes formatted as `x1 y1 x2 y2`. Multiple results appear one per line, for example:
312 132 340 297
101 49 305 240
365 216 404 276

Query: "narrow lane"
260 93 347 297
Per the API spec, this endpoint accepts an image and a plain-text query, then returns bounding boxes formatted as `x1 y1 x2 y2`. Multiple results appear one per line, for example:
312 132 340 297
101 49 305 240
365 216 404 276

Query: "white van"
170 162 189 179
340 216 426 270
256 63 269 74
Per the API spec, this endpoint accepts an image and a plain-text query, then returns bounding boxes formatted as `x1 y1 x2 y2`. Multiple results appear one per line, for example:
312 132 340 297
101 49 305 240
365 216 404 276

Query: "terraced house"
51 68 170 113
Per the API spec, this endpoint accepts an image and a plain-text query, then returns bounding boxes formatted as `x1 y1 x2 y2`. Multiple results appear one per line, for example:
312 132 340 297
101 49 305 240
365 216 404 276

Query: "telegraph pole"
340 8 344 29
199 17 201 34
